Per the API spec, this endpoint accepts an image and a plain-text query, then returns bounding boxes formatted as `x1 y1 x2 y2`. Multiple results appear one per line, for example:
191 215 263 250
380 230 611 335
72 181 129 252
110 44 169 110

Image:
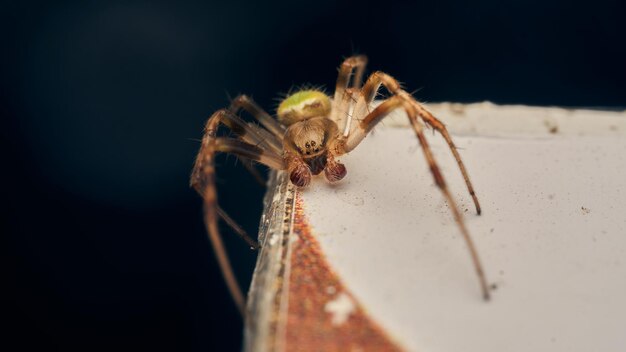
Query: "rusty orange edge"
245 171 404 352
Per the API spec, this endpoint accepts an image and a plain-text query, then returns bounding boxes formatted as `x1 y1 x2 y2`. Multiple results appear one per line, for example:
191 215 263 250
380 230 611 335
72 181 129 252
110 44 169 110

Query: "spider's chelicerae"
191 55 490 315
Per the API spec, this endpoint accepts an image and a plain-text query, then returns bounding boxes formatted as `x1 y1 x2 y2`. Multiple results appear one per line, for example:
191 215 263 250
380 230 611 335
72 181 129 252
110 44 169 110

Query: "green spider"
191 55 490 315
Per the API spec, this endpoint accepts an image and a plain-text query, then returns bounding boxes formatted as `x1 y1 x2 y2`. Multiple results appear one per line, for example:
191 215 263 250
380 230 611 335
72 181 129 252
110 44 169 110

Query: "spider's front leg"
354 72 482 214
331 55 368 134
335 77 491 300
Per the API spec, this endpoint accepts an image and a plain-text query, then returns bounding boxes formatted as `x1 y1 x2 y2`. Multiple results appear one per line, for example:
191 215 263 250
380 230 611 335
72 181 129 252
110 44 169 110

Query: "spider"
190 55 490 316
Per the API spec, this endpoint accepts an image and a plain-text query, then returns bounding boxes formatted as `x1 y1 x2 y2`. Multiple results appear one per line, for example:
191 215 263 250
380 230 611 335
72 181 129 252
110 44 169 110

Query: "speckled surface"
299 104 626 352
284 194 403 352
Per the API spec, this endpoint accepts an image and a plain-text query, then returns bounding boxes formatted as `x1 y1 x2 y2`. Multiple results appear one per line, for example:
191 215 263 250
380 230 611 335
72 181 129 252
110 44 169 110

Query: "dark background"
2 0 625 351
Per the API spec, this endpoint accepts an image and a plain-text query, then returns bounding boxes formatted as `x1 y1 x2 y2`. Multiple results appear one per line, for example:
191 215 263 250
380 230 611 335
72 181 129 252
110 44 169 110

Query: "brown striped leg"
204 109 280 154
351 71 410 136
191 114 285 315
237 122 281 186
334 55 369 97
216 205 259 249
350 56 368 90
337 95 404 153
336 92 491 301
411 103 482 214
350 69 386 130
406 109 491 301
204 108 280 185
229 95 286 142
355 72 481 214
240 158 267 186
331 55 368 134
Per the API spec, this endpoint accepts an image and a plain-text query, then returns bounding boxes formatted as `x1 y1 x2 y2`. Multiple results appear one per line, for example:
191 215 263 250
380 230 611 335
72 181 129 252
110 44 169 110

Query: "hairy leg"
230 95 286 143
334 84 491 300
406 110 491 301
240 158 267 186
352 72 481 214
204 107 281 183
331 55 368 136
202 108 281 154
410 104 481 214
216 205 259 250
191 111 285 315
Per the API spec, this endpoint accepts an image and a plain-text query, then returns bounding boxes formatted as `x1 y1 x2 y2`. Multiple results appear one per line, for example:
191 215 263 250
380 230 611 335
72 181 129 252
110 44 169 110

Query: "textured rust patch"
284 193 403 352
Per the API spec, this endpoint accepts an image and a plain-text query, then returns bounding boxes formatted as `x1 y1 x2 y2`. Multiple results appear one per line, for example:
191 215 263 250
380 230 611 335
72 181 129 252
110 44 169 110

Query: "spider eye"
311 141 316 147
305 142 310 149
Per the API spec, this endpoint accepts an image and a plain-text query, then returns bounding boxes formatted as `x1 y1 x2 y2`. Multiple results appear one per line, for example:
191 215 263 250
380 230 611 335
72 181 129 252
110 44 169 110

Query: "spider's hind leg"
240 157 267 187
191 110 285 316
229 94 286 143
217 205 260 250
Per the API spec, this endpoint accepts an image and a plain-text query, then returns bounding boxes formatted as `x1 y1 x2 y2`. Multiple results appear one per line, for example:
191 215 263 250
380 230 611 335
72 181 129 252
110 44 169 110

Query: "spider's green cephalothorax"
277 90 331 125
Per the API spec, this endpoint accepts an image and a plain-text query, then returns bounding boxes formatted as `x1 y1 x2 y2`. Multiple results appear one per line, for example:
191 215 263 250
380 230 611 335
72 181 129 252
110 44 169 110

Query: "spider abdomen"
277 90 331 125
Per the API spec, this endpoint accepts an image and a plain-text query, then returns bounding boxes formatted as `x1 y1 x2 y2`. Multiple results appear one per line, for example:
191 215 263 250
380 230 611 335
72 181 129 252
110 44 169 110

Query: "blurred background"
2 0 625 350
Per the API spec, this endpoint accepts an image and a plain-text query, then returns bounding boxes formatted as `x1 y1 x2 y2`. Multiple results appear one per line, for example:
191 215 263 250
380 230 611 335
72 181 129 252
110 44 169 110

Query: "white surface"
300 104 626 352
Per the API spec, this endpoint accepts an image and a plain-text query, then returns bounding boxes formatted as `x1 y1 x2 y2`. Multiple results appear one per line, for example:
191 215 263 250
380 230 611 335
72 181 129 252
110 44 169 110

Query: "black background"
3 0 625 351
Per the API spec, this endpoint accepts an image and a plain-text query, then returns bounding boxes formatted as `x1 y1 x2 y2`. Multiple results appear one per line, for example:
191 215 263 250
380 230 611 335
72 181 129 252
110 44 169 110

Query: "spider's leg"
230 95 286 143
349 69 385 135
235 122 282 186
406 109 491 301
335 83 491 301
211 108 282 154
335 55 368 93
191 111 285 316
216 205 259 250
335 95 404 153
411 103 481 214
207 108 280 184
248 121 282 150
191 137 284 315
240 157 266 186
331 55 368 135
353 72 481 214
